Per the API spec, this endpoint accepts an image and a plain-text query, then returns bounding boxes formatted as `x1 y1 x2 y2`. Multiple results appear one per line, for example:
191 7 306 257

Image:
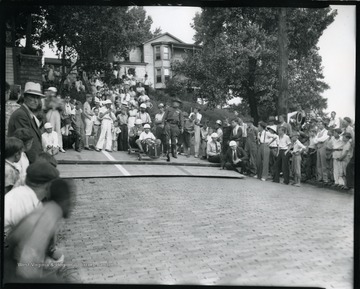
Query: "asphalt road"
56 176 354 287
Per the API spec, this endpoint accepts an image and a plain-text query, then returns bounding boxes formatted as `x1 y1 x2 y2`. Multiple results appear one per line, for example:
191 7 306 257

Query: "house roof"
142 32 185 45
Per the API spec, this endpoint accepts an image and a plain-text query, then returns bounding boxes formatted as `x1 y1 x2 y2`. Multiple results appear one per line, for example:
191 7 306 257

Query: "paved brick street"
57 177 353 287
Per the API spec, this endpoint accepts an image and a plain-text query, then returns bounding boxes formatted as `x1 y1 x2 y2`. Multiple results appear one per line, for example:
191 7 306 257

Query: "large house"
108 32 201 89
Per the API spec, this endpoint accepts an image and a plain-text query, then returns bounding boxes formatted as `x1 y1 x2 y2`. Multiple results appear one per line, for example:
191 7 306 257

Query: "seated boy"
129 119 144 149
207 133 221 163
13 128 34 185
136 124 161 153
5 137 24 194
42 123 60 156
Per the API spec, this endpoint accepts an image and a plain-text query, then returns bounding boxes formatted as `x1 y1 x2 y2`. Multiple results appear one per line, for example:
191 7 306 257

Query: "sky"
43 5 355 120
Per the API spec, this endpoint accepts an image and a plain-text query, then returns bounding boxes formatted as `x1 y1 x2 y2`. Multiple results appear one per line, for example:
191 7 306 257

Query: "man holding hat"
95 99 116 152
221 140 248 173
42 123 60 155
207 133 222 163
163 97 184 158
8 82 45 163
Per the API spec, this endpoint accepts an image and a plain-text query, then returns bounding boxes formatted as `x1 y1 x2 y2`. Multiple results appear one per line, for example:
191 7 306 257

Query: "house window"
163 46 169 60
156 69 162 83
155 46 161 60
164 68 170 82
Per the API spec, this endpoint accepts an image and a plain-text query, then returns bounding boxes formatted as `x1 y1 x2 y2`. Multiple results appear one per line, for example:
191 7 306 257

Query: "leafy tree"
37 6 154 90
174 7 336 124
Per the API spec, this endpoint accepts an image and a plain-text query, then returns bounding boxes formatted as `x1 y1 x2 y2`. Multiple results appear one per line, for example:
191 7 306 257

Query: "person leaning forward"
8 82 45 164
163 98 184 158
221 140 249 173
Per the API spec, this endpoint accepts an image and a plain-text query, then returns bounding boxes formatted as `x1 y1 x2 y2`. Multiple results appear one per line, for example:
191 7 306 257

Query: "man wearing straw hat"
8 82 45 164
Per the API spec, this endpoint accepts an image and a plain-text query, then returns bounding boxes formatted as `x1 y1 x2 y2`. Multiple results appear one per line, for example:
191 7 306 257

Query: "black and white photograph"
2 1 357 288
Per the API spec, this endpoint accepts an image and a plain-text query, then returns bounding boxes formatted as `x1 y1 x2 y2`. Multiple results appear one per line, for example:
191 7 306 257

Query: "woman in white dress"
127 102 138 132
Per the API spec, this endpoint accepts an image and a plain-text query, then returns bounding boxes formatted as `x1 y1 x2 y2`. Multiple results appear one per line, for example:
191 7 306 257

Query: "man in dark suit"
230 118 243 148
221 140 249 173
8 82 45 164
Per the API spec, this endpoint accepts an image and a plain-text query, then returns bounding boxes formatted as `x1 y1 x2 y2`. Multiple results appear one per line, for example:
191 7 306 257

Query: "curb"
57 160 221 167
61 174 244 180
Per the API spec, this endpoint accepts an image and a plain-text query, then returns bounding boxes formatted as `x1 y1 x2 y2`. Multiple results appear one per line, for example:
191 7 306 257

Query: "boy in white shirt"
42 123 60 156
92 107 101 146
289 131 306 187
136 124 157 153
5 137 23 194
331 128 345 187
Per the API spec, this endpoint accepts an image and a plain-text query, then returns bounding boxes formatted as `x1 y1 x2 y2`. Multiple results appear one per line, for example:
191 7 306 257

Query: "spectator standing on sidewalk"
190 106 202 158
8 82 44 164
273 126 291 184
95 99 116 152
83 94 95 150
313 120 329 184
245 118 258 177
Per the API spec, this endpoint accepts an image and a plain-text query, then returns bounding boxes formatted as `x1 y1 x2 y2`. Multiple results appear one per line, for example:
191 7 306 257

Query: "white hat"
44 122 53 129
135 119 142 125
140 103 146 109
94 97 100 103
216 120 222 125
46 87 57 93
229 140 237 147
158 103 164 108
144 124 151 129
24 82 44 97
211 133 218 138
104 99 112 105
267 125 278 134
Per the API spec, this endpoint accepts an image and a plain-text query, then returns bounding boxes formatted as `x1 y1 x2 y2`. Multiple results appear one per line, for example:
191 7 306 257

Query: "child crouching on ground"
289 131 306 187
5 137 24 194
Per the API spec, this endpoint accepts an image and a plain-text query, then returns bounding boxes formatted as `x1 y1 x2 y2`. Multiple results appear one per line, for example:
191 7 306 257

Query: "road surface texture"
57 176 353 287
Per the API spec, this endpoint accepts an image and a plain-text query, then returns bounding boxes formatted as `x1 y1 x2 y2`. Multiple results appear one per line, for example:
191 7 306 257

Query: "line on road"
102 151 131 176
175 166 192 176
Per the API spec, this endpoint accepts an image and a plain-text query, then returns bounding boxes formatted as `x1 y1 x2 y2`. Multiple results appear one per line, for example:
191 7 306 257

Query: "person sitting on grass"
221 140 249 174
5 137 24 194
13 128 34 185
42 122 60 156
136 124 160 153
207 133 221 163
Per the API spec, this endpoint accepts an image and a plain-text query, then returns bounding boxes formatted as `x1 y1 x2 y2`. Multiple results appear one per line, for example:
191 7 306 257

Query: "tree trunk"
25 14 32 50
278 8 289 118
246 57 259 125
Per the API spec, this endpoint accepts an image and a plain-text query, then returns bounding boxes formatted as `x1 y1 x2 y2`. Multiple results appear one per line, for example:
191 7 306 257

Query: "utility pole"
278 7 289 118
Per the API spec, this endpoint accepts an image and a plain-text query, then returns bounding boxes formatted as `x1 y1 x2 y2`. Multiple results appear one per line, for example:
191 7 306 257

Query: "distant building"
108 32 201 89
44 58 71 73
